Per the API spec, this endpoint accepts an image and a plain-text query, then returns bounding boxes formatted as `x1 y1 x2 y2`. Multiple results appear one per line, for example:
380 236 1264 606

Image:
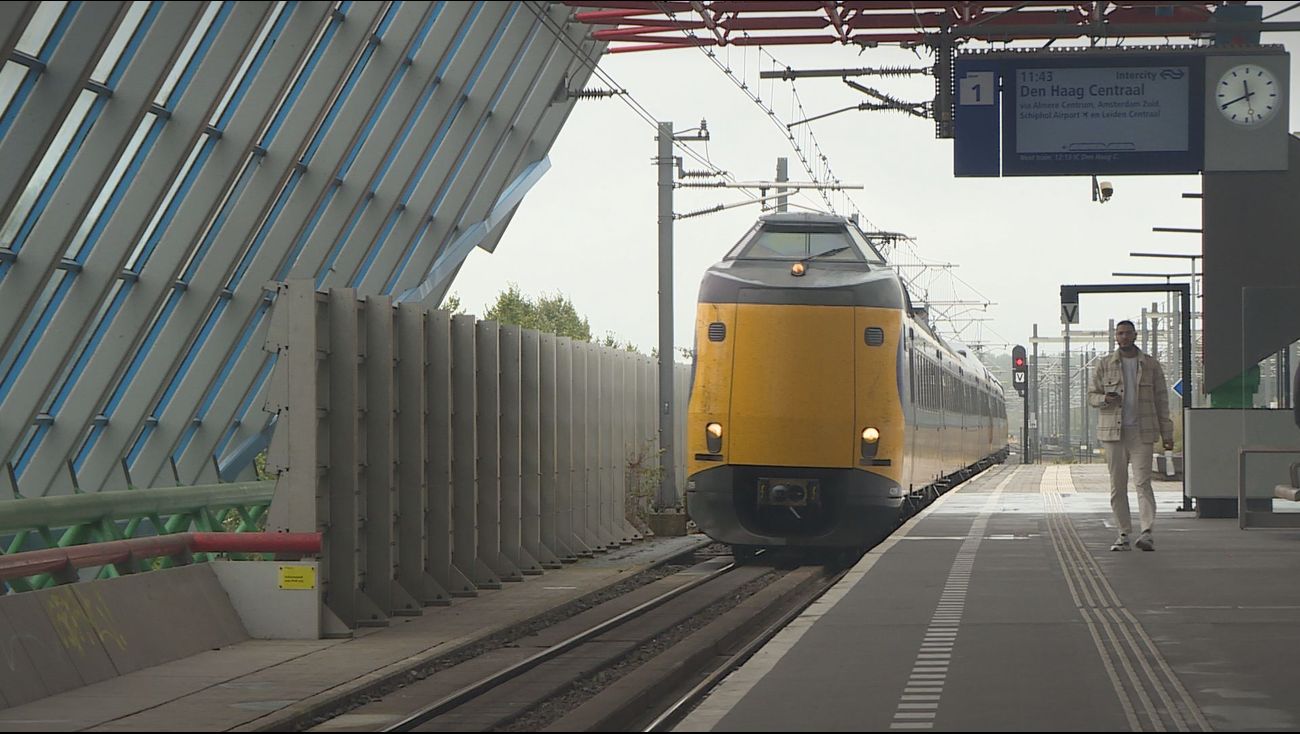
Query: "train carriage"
685 213 1009 552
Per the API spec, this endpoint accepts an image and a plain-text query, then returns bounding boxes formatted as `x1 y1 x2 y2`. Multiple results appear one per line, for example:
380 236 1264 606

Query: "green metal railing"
0 480 276 592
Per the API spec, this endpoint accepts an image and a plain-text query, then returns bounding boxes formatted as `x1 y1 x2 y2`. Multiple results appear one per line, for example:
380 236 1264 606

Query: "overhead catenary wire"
521 1 758 200
547 2 1009 351
642 4 1006 342
650 1 871 222
1263 1 1300 20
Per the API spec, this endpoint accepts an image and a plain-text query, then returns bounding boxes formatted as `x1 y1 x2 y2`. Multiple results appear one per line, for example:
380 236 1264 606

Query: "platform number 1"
959 72 995 106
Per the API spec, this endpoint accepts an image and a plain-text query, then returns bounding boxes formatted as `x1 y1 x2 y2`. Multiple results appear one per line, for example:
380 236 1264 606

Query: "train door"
906 328 917 491
958 370 968 468
941 350 951 472
987 391 995 451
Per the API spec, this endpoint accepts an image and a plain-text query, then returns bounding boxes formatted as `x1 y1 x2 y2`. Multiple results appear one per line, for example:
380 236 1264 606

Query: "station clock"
1216 63 1281 127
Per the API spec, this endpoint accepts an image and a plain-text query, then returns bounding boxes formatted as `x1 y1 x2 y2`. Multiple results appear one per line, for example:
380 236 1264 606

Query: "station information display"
1006 60 1202 174
953 48 1288 177
1014 66 1190 154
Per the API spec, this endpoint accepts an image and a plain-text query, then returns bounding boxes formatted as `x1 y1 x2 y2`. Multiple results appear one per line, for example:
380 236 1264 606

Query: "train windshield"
725 223 868 263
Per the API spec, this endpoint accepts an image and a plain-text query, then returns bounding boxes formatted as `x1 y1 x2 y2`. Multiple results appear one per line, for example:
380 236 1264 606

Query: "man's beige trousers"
1103 427 1155 536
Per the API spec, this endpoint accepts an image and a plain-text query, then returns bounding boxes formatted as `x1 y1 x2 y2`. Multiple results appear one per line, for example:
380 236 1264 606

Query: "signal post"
1012 345 1029 464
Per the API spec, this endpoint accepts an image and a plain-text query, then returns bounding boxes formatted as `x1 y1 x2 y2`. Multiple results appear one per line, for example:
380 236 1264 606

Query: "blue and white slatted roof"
0 1 605 497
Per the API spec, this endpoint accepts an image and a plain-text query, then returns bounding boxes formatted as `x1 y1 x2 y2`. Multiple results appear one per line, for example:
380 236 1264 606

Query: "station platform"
0 535 707 732
679 463 1300 732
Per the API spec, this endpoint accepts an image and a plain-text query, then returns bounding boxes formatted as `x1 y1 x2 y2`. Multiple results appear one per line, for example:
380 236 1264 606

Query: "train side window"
908 340 916 402
939 365 943 410
924 359 932 410
920 359 927 409
921 358 927 409
926 359 932 410
928 360 934 410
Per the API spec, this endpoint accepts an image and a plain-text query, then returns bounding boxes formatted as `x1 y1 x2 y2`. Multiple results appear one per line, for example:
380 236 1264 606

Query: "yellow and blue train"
685 213 1009 552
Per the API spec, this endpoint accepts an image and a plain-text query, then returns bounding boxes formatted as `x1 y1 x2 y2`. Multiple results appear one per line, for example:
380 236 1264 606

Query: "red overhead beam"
567 1 1237 52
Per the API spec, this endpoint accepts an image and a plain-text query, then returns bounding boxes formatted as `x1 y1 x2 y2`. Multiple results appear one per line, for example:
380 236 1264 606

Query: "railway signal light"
1012 345 1028 397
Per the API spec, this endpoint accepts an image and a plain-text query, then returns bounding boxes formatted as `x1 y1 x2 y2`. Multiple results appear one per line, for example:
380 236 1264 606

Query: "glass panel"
745 230 806 259
0 273 67 401
11 425 39 478
208 1 286 126
125 123 201 270
48 279 126 415
730 224 864 261
178 148 256 281
809 230 857 259
89 1 149 83
66 116 151 260
154 1 221 106
0 63 28 125
0 89 96 249
846 227 888 264
258 0 342 148
15 1 68 56
1240 288 1300 410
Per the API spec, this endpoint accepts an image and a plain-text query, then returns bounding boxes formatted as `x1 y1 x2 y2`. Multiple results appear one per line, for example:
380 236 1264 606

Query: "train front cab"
686 301 907 549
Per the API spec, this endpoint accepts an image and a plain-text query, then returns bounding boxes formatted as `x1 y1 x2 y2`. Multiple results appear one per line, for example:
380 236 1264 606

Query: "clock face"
1216 64 1280 127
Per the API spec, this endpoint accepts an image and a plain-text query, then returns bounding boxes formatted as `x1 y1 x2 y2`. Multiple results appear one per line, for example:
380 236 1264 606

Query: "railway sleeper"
410 565 772 732
545 566 828 732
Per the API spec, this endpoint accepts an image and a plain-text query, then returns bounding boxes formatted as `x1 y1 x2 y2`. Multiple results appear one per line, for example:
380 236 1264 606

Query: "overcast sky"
451 2 1300 360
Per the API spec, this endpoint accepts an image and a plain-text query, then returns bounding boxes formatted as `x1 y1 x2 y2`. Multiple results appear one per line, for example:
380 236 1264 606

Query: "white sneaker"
1135 532 1154 551
1110 534 1131 551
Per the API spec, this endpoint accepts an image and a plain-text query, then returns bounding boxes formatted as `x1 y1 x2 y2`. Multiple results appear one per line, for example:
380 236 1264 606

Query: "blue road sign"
1173 379 1184 397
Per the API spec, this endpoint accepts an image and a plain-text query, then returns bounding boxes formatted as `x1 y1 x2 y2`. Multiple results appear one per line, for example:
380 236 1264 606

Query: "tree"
485 283 591 341
533 289 591 341
440 292 466 315
601 331 641 353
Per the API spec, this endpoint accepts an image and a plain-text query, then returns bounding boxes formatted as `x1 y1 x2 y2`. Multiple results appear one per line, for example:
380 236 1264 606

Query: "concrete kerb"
234 535 714 732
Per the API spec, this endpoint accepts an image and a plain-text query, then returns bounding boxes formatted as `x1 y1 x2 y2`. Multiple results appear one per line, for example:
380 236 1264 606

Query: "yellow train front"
686 213 1008 552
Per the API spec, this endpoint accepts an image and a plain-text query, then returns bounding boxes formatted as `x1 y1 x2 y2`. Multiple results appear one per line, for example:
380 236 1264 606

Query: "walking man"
1089 320 1175 551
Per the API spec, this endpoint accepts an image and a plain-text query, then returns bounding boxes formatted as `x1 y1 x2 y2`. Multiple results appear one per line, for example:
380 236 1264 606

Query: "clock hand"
1220 91 1255 109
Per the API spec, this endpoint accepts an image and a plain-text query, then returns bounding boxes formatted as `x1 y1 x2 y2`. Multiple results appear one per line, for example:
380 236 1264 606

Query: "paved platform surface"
0 535 707 732
679 464 1300 732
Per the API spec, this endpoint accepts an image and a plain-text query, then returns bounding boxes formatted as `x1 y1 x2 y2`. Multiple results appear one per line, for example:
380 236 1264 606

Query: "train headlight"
861 426 880 459
706 422 723 453
791 262 806 277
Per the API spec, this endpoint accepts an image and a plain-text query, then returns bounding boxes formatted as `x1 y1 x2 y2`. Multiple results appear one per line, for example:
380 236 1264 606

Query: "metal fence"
0 479 275 592
263 280 688 629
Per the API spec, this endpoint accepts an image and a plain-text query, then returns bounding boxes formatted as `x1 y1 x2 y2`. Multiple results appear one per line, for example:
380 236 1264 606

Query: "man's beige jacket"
1087 349 1174 445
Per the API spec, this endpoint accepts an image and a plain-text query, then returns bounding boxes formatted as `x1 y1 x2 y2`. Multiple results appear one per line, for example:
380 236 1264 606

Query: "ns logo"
1159 68 1186 80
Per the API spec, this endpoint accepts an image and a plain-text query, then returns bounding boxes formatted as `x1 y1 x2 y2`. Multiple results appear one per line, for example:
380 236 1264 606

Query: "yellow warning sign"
278 565 316 590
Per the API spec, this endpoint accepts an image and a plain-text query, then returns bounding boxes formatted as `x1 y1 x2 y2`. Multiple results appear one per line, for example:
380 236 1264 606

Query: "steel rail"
383 558 738 732
643 565 849 732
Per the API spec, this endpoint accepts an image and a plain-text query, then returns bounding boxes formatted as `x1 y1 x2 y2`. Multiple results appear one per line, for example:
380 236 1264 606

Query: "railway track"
311 465 1000 733
380 555 842 733
382 553 750 731
303 548 839 733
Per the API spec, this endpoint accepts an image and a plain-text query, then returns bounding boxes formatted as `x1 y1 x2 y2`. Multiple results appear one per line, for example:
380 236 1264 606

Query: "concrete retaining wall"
0 565 247 709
